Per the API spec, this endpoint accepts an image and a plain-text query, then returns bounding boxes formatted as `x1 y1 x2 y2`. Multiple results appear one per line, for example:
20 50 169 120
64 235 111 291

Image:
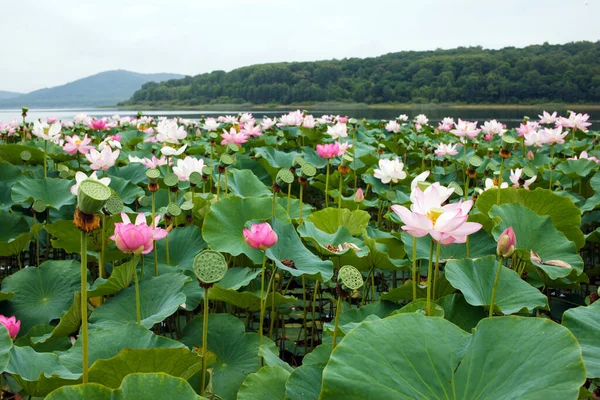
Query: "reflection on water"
0 106 598 128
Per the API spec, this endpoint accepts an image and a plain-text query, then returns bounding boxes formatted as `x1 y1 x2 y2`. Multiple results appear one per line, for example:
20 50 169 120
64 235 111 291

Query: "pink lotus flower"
128 155 170 168
302 115 316 129
568 151 600 163
568 112 592 132
391 183 481 245
243 222 278 250
437 117 455 132
509 168 537 189
542 127 568 145
450 119 480 139
111 213 168 255
516 121 540 137
385 120 401 133
89 119 108 130
47 116 57 124
538 111 557 125
481 120 506 139
337 141 353 156
316 143 341 159
63 134 94 155
277 111 303 127
261 118 277 130
337 116 348 124
240 122 262 138
0 315 20 339
434 143 460 157
221 128 248 146
497 227 516 258
203 118 219 132
524 130 548 147
85 146 120 171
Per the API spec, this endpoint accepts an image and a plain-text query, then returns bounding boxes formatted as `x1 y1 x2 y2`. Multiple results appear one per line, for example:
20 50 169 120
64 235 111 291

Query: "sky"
1 0 599 93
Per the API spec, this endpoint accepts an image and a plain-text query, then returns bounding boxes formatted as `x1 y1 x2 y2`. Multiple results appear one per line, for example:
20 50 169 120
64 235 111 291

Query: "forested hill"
122 41 600 106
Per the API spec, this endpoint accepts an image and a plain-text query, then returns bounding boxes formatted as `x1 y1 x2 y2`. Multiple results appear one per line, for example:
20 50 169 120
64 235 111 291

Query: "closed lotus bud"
354 188 364 203
527 150 535 161
497 227 516 258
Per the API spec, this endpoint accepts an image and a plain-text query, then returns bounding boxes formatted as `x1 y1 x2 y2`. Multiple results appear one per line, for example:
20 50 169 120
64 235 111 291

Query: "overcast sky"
1 0 598 93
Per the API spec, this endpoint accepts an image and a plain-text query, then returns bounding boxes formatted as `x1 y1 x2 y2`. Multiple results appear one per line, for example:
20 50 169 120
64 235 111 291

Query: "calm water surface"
0 107 598 128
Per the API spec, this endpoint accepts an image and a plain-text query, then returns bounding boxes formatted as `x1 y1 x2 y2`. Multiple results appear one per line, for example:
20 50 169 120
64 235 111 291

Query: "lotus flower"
451 119 480 139
63 134 94 155
156 119 187 143
203 118 219 132
316 143 341 159
434 143 460 157
240 122 262 138
385 120 401 133
337 141 353 156
541 127 568 145
415 114 429 125
481 120 506 139
220 128 249 146
88 119 108 130
0 315 20 338
398 114 409 122
32 120 62 142
128 155 169 168
161 144 187 156
497 227 516 258
524 130 548 147
243 222 278 250
277 111 303 127
173 156 205 181
539 111 557 125
567 112 592 132
111 213 168 255
85 146 119 171
261 117 277 130
326 123 348 140
354 188 364 203
516 121 540 137
484 178 508 191
437 117 455 132
373 158 407 184
509 168 537 189
302 115 316 129
567 151 600 163
70 171 111 195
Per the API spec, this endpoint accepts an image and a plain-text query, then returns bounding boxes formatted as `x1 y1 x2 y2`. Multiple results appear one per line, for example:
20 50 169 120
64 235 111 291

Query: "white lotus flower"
173 156 205 181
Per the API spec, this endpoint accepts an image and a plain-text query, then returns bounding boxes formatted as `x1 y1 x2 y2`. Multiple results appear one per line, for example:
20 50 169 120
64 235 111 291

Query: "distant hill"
0 70 183 107
122 41 600 105
0 90 23 100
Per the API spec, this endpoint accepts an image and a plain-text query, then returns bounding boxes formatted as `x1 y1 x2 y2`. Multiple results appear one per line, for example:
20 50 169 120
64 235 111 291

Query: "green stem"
412 236 417 301
299 184 304 225
133 260 141 324
571 128 576 155
337 172 343 227
200 286 209 397
152 192 158 277
549 145 555 189
43 141 47 179
272 188 276 220
258 252 268 347
432 242 441 302
497 157 505 206
100 214 106 279
286 183 292 214
268 265 277 338
325 159 330 208
216 172 221 200
426 239 434 316
489 255 503 317
80 231 89 384
165 235 170 266
309 281 319 351
332 295 343 349
353 130 357 190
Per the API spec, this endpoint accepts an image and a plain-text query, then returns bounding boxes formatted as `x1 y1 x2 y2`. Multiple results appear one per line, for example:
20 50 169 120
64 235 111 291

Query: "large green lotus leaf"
266 217 334 281
44 217 119 259
46 372 205 399
306 208 370 236
324 300 400 336
0 209 33 256
5 345 80 397
88 256 139 298
0 260 80 333
208 285 298 312
258 344 293 373
59 323 185 374
202 196 289 264
401 229 497 262
476 187 584 249
445 255 547 315
30 292 82 345
0 144 44 165
275 197 314 220
88 348 207 388
556 158 597 178
381 273 454 302
562 301 600 378
285 362 325 400
227 168 272 197
489 203 584 280
237 366 290 400
582 171 600 212
154 225 207 270
0 326 13 372
11 177 76 210
436 293 486 332
0 162 23 210
89 272 189 330
108 163 151 185
14 324 71 352
108 175 145 204
320 314 586 400
297 222 368 257
254 147 300 169
180 313 273 400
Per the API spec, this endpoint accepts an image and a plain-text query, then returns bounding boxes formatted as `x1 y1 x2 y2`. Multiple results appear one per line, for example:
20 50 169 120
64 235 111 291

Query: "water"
0 106 598 128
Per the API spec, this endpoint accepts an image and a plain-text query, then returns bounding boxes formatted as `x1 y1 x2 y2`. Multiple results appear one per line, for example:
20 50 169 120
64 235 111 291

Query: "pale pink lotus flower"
302 115 316 129
568 112 592 132
391 183 481 245
240 122 262 138
203 118 219 132
554 117 572 129
398 114 409 122
160 144 187 157
144 128 155 136
63 134 94 155
128 155 169 168
524 130 548 147
385 120 402 133
32 120 62 142
277 110 303 127
221 128 249 146
509 168 537 189
261 117 277 130
516 121 540 137
70 171 111 195
85 146 120 171
316 143 341 159
451 119 481 139
111 212 168 255
156 119 187 143
62 121 74 128
541 127 568 145
217 115 239 125
0 315 20 339
437 117 455 132
88 119 108 131
435 143 460 157
567 151 600 163
239 113 254 125
374 158 407 184
98 135 122 151
337 116 348 124
73 113 92 125
326 122 348 140
481 120 506 139
484 178 509 191
243 222 278 250
415 114 429 125
337 141 353 156
46 116 58 124
539 111 557 125
317 115 334 125
173 156 206 181
408 171 454 206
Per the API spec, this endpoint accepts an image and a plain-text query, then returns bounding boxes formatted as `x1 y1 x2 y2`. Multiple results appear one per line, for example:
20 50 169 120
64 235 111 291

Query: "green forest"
122 41 600 106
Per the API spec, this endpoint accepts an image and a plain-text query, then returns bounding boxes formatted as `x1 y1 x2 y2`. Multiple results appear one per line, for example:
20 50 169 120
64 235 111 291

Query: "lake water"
0 106 598 128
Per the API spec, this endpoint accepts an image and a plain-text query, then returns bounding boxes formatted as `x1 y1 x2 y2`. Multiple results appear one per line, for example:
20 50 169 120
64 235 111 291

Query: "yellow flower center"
426 207 444 225
74 139 82 145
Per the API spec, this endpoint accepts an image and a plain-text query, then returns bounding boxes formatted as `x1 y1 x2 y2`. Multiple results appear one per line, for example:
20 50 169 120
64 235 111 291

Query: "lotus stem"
309 281 319 351
152 191 158 277
549 145 555 189
200 286 209 397
301 276 308 353
43 141 47 179
258 252 268 347
571 128 576 155
272 188 276 220
325 159 330 208
216 172 221 201
286 183 292 215
497 157 505 206
332 294 343 350
165 234 170 266
412 236 417 302
100 214 106 279
268 265 277 338
426 239 434 316
80 230 89 383
224 168 228 196
432 242 441 302
209 144 214 192
489 255 503 317
337 173 343 227
299 184 304 225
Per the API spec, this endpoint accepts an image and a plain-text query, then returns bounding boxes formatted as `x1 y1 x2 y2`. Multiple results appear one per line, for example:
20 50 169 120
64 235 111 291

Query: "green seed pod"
219 153 234 166
138 195 151 208
276 169 294 187
163 173 179 188
338 265 364 290
180 200 194 215
501 135 516 151
189 171 202 186
104 196 124 215
77 179 111 215
201 166 212 176
468 155 483 169
146 168 160 184
447 182 464 197
227 143 239 154
32 199 47 213
522 166 535 179
301 163 316 178
166 202 182 217
20 150 31 162
209 132 218 140
193 250 228 284
292 156 306 168
341 154 353 167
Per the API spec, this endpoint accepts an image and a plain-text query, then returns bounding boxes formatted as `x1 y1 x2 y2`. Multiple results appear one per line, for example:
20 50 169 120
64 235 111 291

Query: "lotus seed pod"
447 182 464 197
77 179 111 215
193 250 228 284
226 143 239 154
166 203 182 217
20 150 31 162
338 265 364 290
209 132 218 140
219 153 234 166
104 196 124 215
32 199 47 213
341 154 353 167
292 156 306 168
276 169 294 187
501 135 516 151
468 155 482 169
138 195 151 208
163 173 179 188
146 168 160 184
189 172 202 186
301 163 316 178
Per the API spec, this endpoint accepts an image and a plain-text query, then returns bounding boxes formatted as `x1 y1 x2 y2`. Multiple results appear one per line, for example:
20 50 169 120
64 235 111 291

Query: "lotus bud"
354 188 364 203
527 150 535 161
496 227 516 258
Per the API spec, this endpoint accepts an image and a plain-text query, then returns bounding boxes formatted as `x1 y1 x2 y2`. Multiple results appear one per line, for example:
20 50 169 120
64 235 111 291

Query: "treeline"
122 41 600 106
